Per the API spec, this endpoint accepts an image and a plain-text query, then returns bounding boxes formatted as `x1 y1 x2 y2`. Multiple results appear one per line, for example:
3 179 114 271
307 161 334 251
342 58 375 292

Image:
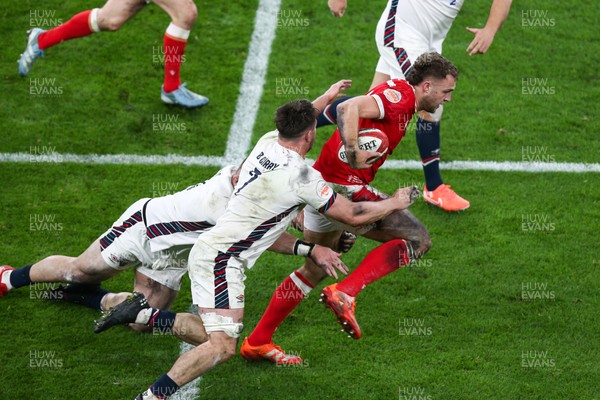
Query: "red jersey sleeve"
367 79 415 129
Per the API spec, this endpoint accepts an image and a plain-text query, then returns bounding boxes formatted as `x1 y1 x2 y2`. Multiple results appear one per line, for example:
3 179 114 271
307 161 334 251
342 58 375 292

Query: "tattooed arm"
336 96 382 169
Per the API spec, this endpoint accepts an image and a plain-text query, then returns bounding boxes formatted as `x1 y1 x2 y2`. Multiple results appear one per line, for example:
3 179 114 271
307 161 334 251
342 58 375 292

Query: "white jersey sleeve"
144 165 236 252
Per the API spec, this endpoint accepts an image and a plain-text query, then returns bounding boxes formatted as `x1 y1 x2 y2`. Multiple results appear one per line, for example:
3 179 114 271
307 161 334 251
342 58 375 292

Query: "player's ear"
422 80 431 94
232 175 239 187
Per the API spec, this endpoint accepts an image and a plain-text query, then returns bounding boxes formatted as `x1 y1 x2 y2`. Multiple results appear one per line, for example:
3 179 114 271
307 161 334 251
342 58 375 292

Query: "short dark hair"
274 99 317 139
406 52 459 85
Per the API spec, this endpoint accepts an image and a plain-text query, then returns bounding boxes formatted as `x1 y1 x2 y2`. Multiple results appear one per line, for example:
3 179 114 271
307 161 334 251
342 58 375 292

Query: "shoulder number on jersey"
235 167 262 195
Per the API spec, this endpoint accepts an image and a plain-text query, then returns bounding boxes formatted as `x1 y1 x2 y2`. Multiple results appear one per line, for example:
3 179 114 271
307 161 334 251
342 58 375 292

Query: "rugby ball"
337 128 389 165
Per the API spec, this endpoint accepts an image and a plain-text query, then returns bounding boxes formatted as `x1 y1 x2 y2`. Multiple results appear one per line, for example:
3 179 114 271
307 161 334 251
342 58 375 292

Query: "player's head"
407 52 458 113
275 99 318 139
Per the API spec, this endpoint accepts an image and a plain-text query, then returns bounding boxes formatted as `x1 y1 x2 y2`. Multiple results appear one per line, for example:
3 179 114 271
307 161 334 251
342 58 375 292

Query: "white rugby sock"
135 308 153 324
166 22 190 40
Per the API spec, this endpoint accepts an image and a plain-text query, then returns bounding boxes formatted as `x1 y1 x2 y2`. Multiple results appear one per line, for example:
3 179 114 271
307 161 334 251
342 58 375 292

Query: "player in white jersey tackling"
93 80 420 399
326 0 512 211
0 165 346 341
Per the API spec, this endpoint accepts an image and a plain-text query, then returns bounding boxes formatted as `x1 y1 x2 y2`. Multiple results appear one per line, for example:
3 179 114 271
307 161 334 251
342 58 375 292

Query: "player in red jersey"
17 0 208 108
241 52 458 363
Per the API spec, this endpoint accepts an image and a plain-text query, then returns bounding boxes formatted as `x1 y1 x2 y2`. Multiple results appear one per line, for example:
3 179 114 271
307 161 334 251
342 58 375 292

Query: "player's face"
420 75 456 113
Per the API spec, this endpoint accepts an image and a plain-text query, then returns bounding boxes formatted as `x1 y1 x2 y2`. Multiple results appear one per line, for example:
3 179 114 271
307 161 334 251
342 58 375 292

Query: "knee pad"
200 312 243 338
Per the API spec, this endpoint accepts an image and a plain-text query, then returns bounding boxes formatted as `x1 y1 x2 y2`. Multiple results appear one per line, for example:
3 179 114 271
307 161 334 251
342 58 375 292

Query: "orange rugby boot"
240 337 303 365
320 283 361 339
423 184 470 212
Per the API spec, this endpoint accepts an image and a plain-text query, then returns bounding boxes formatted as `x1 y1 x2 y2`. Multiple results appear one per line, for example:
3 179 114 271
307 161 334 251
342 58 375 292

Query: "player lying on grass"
326 0 512 211
18 0 208 107
0 164 349 343
93 80 420 399
241 52 458 364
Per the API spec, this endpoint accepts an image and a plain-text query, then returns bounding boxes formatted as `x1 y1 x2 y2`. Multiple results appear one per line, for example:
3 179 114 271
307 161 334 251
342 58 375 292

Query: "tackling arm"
311 79 352 114
323 186 419 227
336 96 384 169
267 231 348 278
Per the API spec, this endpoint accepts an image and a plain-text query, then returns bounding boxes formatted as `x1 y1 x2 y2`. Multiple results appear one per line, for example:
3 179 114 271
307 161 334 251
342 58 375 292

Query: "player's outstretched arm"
312 80 352 114
466 0 512 56
328 0 348 17
268 232 348 278
324 186 419 227
336 95 384 169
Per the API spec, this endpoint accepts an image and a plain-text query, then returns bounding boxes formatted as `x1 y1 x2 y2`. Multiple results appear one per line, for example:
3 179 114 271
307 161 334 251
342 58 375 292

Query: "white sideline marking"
2 152 599 173
224 0 282 164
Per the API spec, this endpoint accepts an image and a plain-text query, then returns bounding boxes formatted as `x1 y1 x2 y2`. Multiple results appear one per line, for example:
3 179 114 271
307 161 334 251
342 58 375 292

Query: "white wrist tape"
293 240 315 257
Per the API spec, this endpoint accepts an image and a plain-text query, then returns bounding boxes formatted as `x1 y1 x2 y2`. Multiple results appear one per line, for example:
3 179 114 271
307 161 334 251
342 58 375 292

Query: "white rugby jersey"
144 165 237 252
192 131 336 270
378 0 464 48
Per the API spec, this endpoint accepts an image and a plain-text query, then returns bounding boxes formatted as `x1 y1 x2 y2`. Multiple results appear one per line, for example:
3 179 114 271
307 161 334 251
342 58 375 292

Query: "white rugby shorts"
188 239 247 310
375 19 444 79
98 198 188 291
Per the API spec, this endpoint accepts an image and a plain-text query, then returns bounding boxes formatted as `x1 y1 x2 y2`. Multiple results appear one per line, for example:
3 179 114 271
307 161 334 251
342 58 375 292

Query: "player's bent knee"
200 312 243 340
171 0 197 29
411 233 432 258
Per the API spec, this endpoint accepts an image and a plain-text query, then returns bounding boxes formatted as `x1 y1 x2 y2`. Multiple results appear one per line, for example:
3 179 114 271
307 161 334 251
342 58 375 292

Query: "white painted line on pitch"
170 340 201 400
2 152 599 173
0 152 226 166
223 0 282 164
379 159 600 173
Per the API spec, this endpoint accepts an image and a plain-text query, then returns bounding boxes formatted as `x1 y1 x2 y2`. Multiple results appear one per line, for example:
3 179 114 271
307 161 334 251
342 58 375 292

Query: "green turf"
1 164 598 399
1 0 599 399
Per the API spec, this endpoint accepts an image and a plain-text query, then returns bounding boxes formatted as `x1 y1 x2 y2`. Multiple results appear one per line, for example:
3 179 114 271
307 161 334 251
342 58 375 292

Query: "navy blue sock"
316 96 354 127
148 309 177 333
9 265 33 288
80 287 110 311
416 118 443 190
151 373 179 398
